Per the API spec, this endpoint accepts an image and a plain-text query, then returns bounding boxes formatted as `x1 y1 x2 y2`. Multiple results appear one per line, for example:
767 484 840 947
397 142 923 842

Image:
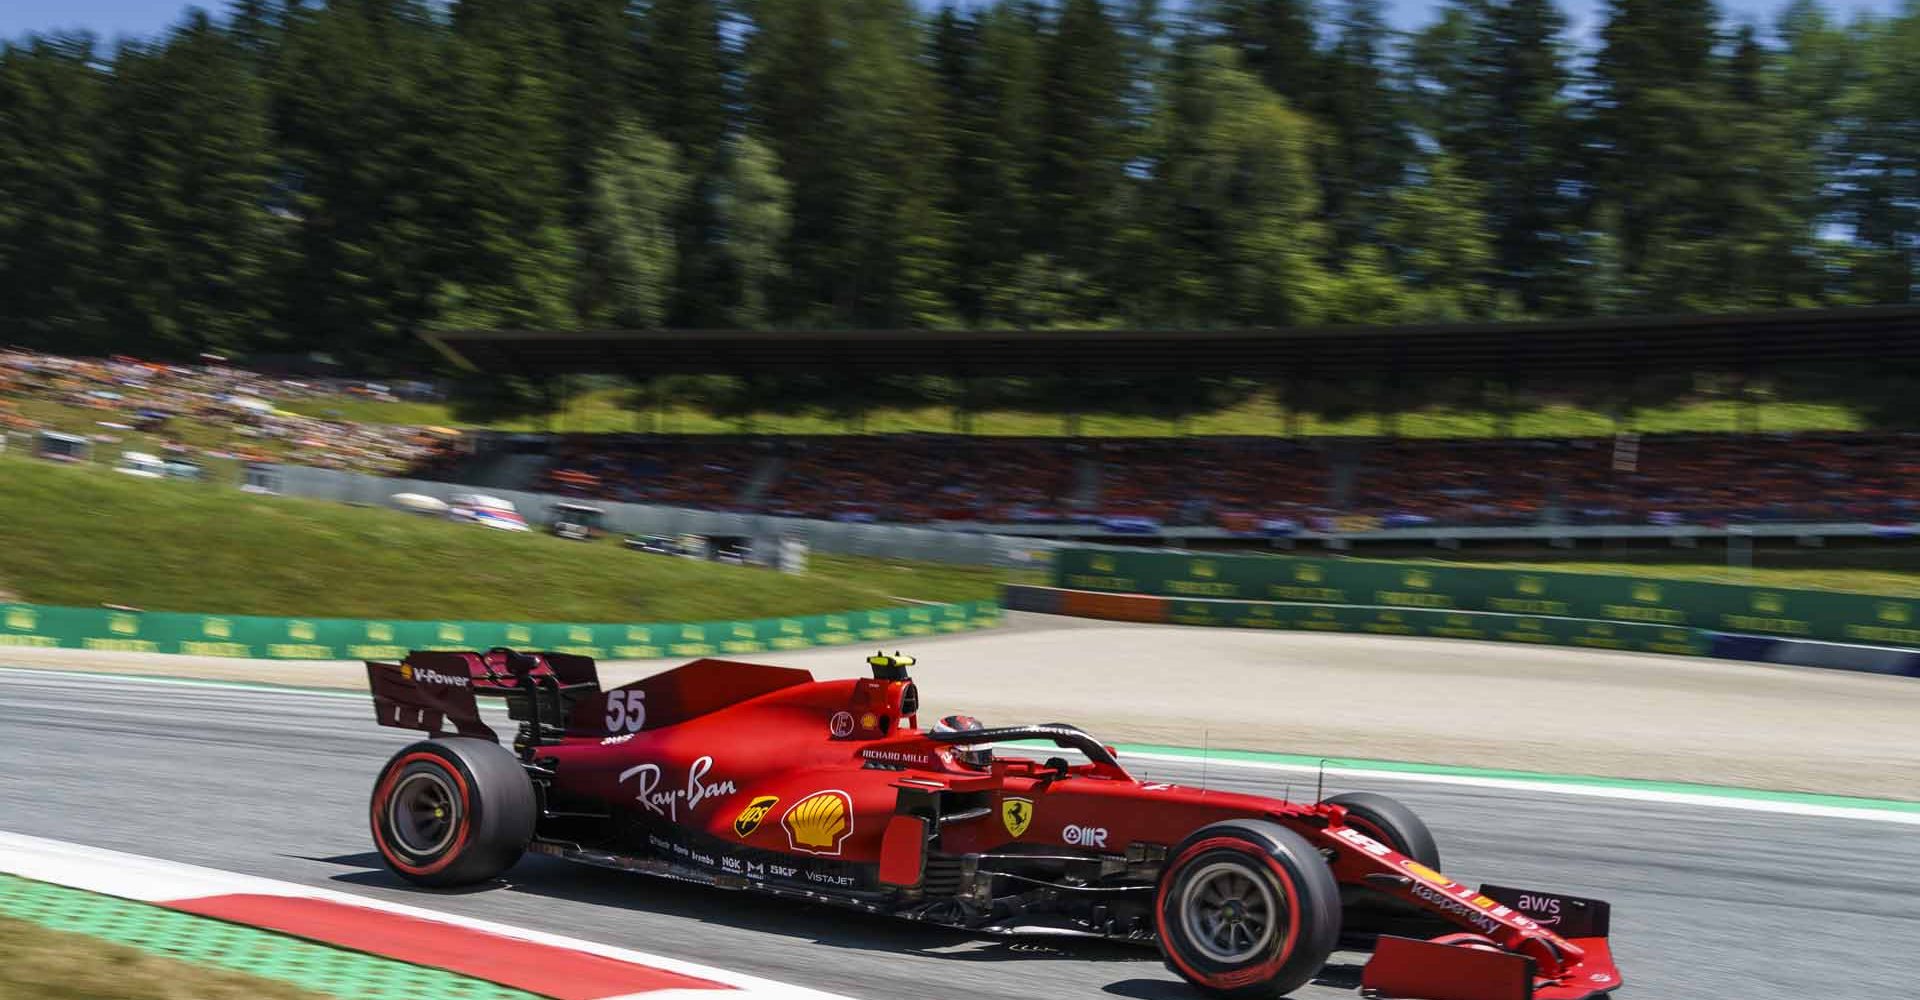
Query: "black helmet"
932 714 992 769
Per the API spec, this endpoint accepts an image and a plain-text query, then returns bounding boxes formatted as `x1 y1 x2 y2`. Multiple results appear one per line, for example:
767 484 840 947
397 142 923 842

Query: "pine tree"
640 0 731 326
99 10 286 355
1032 0 1130 318
1833 6 1920 303
932 1 1050 325
1320 0 1414 254
0 36 110 351
831 0 954 326
1418 0 1575 310
1206 0 1321 108
1589 0 1722 288
746 0 844 323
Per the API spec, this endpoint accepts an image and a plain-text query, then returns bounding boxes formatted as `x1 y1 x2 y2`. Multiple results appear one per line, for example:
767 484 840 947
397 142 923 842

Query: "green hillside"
0 456 1011 621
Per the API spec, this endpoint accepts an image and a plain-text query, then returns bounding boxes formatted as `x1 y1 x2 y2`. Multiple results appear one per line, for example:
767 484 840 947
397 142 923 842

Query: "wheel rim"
1179 861 1284 964
388 770 459 857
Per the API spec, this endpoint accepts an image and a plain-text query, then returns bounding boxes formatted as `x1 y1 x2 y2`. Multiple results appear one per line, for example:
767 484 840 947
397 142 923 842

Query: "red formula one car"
364 649 1623 999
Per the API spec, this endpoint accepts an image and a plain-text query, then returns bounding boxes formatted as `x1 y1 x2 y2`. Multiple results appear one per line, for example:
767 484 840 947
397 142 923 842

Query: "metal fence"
257 464 1059 570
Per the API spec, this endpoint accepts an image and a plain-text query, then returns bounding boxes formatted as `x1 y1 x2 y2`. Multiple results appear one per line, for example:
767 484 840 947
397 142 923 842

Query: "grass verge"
283 389 1868 438
0 917 331 1000
1398 558 1920 597
0 455 1020 620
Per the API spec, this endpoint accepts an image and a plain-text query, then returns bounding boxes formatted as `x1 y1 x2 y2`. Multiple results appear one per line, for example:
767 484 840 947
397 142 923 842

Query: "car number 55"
605 689 647 732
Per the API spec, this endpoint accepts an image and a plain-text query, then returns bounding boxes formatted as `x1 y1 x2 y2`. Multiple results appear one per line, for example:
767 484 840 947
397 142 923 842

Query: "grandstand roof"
424 304 1920 379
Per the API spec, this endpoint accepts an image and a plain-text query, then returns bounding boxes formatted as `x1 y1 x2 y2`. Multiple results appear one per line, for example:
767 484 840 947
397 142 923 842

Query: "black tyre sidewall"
1325 791 1440 869
370 738 534 887
1156 820 1342 998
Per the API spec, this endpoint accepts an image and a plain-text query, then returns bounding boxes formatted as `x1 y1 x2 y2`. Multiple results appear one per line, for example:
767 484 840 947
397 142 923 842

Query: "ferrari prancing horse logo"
733 795 779 838
1001 797 1033 838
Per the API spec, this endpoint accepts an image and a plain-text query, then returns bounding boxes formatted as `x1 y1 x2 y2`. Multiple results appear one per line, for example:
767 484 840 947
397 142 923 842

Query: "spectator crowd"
6 350 1914 530
0 350 459 475
535 430 1920 530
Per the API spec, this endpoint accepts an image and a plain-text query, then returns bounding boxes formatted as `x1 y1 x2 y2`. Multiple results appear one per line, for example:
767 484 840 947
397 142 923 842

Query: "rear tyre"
1325 792 1439 868
1155 820 1342 998
370 738 535 887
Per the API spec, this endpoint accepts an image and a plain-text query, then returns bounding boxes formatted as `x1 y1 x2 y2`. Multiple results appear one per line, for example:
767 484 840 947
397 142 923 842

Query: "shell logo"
289 621 316 641
1517 576 1545 596
367 623 395 642
1633 582 1662 603
1878 602 1910 624
1295 564 1323 583
6 608 36 631
203 617 232 639
782 790 854 855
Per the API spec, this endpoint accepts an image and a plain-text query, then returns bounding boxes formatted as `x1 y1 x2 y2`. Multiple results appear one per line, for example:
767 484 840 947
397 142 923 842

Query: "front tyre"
370 738 535 887
1325 792 1439 868
1155 820 1341 998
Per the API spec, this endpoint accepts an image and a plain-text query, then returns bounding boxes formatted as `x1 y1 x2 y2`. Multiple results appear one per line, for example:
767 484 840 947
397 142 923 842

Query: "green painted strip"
0 598 1003 661
1110 741 1920 813
0 874 543 1000
0 667 367 700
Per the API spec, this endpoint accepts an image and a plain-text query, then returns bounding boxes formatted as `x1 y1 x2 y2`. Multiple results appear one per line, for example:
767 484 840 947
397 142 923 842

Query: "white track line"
0 831 850 1000
1116 749 1920 826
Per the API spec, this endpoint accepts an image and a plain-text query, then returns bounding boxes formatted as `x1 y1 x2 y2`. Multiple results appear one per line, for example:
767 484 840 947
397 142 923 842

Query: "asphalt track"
3 668 1915 999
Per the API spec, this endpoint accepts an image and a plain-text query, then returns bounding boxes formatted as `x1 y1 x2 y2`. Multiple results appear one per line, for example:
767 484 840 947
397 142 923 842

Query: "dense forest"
0 0 1916 371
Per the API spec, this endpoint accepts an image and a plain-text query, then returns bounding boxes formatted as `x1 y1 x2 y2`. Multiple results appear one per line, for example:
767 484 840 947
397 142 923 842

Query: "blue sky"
0 0 1904 45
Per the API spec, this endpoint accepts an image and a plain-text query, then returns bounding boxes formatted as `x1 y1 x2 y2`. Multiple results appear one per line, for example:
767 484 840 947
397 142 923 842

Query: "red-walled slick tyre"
1155 820 1342 998
370 738 535 887
1325 791 1440 869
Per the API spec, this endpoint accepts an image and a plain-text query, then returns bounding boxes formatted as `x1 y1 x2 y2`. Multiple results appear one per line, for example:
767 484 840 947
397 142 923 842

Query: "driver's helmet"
933 714 992 769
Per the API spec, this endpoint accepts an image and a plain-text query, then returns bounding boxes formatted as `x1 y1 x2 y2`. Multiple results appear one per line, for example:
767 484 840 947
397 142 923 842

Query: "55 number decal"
605 689 647 732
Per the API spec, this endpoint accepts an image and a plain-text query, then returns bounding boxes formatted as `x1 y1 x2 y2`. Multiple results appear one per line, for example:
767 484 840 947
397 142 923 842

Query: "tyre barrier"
1004 583 1920 677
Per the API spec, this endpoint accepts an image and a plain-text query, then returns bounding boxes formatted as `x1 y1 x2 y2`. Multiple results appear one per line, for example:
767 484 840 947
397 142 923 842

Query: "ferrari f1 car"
364 649 1623 999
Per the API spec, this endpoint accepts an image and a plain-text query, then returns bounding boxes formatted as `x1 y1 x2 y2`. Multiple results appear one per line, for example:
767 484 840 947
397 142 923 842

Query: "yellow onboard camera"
867 650 914 680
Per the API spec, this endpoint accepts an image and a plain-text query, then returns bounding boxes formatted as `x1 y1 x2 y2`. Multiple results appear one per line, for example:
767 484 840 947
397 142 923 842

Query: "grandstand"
430 307 1920 543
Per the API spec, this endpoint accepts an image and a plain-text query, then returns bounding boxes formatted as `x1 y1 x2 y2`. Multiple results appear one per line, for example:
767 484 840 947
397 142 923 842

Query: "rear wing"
367 649 601 752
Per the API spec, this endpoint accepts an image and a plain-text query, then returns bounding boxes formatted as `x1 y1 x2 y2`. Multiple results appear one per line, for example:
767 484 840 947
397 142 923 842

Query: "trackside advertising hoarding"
0 600 1001 660
1051 548 1920 650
